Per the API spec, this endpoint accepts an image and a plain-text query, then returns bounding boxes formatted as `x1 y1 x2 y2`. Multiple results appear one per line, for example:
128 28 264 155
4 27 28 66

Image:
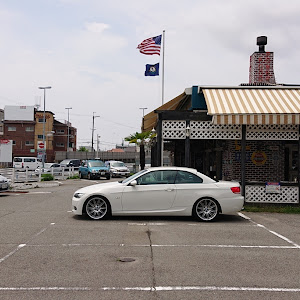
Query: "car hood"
88 167 109 171
75 181 122 194
111 167 129 171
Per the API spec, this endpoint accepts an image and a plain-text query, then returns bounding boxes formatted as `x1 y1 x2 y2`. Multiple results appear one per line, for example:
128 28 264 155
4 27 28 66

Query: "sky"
1 0 300 150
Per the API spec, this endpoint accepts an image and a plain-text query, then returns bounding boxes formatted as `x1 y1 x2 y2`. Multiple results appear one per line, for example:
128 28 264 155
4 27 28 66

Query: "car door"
173 170 214 206
79 162 88 176
121 170 177 211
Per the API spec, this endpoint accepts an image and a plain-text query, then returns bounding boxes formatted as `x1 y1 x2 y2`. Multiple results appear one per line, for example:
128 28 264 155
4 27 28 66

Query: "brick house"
144 36 300 204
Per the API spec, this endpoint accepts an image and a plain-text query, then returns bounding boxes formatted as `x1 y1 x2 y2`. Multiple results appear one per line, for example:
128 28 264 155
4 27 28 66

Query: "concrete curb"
10 181 62 191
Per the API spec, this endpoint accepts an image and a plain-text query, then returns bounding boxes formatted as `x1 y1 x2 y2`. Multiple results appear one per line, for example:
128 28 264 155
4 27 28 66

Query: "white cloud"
85 22 110 33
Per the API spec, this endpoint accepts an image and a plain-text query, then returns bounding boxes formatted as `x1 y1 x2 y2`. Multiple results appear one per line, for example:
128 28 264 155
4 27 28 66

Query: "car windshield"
88 161 105 167
111 162 125 167
121 169 148 184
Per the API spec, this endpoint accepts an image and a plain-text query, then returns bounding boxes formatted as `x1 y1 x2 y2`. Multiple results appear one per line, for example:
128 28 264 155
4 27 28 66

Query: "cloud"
85 22 110 33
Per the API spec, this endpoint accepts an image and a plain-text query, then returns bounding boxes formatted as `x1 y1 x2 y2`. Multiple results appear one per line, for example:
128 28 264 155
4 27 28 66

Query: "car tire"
87 173 92 180
106 174 111 180
193 198 219 222
84 196 110 220
79 172 83 179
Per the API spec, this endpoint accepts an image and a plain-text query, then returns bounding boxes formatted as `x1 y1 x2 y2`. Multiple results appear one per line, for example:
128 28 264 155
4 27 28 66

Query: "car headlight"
74 192 85 198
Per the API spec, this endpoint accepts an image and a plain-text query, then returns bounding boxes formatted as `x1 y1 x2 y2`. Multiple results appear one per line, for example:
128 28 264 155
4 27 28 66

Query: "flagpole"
161 30 165 106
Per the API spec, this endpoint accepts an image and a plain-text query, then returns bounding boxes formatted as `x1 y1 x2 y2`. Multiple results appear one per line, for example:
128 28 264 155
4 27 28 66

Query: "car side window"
175 171 203 184
136 170 177 185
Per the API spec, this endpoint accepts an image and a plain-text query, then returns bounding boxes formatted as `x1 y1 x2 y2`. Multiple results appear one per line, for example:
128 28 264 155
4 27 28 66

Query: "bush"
41 174 54 181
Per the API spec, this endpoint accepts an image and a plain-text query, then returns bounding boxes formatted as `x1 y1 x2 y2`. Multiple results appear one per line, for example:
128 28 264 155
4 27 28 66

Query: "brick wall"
222 140 285 182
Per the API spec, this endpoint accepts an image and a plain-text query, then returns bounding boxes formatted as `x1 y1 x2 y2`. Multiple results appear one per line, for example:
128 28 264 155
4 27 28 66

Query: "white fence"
0 167 78 183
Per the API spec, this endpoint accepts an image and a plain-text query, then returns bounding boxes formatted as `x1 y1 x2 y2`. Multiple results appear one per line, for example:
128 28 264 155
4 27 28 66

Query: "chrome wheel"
194 198 219 221
85 197 109 220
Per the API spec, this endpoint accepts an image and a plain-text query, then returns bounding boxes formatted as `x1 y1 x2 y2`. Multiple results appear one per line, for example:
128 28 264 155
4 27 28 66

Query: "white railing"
7 167 78 183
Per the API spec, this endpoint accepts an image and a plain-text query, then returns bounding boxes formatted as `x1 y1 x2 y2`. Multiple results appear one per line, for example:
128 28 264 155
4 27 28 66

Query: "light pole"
92 112 100 155
38 86 51 168
65 107 72 157
139 107 147 131
96 134 101 158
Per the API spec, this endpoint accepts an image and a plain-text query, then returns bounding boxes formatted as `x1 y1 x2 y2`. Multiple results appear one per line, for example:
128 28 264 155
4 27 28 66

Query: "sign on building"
0 139 12 162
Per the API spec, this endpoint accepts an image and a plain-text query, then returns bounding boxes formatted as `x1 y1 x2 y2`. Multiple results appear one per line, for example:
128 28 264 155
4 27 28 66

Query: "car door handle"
165 188 174 192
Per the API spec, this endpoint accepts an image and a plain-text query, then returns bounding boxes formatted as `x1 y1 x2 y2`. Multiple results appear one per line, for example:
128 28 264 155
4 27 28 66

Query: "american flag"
137 35 161 55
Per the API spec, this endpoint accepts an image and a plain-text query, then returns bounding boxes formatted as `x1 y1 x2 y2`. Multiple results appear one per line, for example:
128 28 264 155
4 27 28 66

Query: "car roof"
145 166 198 173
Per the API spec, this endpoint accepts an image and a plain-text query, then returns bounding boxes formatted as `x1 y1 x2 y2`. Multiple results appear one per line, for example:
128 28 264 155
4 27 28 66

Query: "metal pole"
38 86 51 168
92 112 100 156
162 30 165 105
65 107 72 157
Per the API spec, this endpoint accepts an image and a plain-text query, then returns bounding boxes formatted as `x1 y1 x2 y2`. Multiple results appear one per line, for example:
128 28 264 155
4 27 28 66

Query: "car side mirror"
130 180 137 186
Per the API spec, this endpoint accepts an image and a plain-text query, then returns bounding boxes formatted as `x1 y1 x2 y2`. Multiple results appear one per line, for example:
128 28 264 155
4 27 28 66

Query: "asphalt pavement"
0 178 299 300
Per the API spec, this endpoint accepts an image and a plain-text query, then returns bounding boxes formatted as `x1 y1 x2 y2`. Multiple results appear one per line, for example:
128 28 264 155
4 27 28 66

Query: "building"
2 106 77 162
144 36 300 204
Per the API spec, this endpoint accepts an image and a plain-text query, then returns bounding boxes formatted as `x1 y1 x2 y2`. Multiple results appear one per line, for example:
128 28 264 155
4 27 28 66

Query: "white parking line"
238 212 300 248
0 286 299 292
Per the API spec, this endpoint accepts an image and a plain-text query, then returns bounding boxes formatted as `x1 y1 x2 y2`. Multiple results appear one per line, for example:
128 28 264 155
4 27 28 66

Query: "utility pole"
139 107 148 131
92 112 100 155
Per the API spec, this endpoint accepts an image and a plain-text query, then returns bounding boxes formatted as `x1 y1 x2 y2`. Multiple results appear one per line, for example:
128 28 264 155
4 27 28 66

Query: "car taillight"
231 186 241 194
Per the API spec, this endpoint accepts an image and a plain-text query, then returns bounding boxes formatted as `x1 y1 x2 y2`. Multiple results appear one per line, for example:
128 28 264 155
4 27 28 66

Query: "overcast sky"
1 0 300 150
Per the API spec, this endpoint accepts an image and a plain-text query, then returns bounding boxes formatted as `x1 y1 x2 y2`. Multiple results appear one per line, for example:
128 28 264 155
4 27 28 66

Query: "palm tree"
125 131 156 170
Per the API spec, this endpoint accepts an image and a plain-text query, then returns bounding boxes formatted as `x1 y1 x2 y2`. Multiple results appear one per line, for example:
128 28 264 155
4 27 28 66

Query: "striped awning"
203 88 300 124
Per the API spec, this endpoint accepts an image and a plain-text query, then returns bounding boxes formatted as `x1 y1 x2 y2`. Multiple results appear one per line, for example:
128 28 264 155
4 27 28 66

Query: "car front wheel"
85 197 110 220
193 198 219 222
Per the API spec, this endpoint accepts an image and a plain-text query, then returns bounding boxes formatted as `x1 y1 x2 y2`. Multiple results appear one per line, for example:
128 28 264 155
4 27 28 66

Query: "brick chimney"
249 36 276 85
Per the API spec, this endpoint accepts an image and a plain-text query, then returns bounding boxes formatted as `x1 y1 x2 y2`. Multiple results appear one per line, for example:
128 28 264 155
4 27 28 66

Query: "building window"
37 135 44 139
57 129 65 134
12 140 16 145
38 118 45 123
8 126 16 131
56 143 64 147
25 127 34 132
25 141 34 146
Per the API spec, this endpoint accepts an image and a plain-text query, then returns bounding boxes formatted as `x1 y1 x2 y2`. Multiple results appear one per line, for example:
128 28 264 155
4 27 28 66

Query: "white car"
72 167 244 222
105 161 130 177
0 174 10 191
35 163 63 176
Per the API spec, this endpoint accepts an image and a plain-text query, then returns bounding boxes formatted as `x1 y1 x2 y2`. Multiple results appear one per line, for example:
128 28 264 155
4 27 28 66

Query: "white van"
13 157 42 171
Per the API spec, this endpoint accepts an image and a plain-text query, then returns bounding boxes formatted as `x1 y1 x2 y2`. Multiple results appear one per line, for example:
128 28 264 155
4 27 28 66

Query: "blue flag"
145 63 159 76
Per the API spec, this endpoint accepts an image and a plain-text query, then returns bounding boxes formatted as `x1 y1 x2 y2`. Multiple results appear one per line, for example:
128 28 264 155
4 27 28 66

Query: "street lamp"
65 107 72 157
38 86 51 168
92 112 100 155
139 107 147 131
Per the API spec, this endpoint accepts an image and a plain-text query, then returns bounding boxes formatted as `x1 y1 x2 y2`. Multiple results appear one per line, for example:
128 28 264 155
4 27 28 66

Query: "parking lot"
0 178 300 299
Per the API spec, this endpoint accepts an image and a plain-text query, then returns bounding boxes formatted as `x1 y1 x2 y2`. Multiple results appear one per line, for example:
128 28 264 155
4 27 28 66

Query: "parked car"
72 166 244 222
105 160 130 177
35 163 63 176
60 159 81 169
13 157 42 171
0 174 9 191
79 159 110 180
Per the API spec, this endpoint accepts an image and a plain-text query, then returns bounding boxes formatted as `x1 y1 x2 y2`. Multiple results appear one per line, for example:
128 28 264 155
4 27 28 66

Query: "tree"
78 146 88 152
125 131 156 170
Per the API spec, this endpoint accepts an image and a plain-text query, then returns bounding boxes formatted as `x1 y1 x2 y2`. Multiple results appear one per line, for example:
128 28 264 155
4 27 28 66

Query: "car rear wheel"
87 173 92 180
79 172 83 179
193 198 219 222
85 197 110 220
106 174 111 180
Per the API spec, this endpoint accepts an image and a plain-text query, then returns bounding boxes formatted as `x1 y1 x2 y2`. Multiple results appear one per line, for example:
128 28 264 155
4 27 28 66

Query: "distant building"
2 106 77 162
